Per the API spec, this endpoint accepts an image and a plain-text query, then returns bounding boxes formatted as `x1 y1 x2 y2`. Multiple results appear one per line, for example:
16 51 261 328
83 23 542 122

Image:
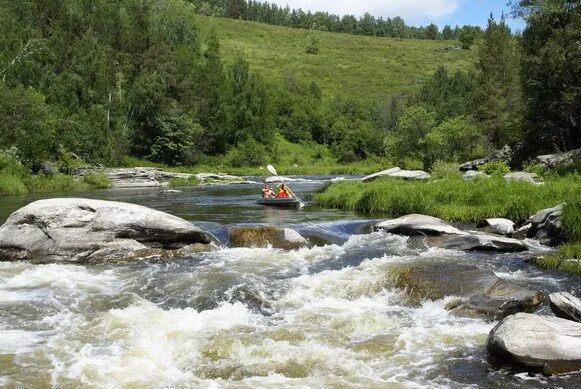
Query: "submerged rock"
487 313 581 375
0 198 215 262
390 262 543 319
527 204 564 245
549 292 581 323
228 226 308 250
362 167 430 182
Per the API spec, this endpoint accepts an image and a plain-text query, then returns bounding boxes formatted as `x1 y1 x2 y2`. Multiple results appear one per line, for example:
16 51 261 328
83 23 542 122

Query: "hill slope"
194 15 476 101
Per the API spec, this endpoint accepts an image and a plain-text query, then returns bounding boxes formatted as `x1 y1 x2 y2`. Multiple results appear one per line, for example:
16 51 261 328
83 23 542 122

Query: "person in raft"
276 183 292 198
261 184 275 198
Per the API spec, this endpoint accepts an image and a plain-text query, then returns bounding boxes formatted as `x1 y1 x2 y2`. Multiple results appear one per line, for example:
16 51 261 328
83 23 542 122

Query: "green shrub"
226 137 269 167
562 200 581 242
0 147 28 177
24 174 88 193
430 161 462 179
0 173 28 196
522 159 545 176
479 160 510 175
168 176 200 187
535 243 581 274
81 173 112 189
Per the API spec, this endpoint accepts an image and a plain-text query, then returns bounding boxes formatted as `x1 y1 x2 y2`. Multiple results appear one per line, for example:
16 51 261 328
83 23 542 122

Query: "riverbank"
315 175 581 273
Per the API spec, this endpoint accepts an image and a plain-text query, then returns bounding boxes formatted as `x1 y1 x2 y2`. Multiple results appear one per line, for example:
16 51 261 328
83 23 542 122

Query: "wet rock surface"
390 262 543 319
376 214 467 236
487 313 581 375
362 167 430 182
0 198 215 262
550 292 581 323
228 226 309 250
526 204 564 245
476 218 516 236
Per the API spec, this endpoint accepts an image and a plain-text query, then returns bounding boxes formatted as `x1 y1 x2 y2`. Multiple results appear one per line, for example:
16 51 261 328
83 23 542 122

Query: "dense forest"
0 0 579 173
187 0 484 43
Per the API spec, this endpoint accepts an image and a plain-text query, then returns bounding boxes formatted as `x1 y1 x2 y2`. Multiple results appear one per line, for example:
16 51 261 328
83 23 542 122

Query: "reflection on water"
0 177 580 387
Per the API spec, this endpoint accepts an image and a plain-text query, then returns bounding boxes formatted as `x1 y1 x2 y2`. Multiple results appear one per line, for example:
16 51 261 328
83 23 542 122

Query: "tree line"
0 0 579 172
188 0 484 42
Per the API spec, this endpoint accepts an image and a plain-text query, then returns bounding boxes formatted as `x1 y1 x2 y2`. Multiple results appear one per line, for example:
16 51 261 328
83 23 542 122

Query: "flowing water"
0 177 580 388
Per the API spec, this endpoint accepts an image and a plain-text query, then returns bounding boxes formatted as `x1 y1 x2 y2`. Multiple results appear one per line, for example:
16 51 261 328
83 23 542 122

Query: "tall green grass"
315 175 581 224
0 173 28 196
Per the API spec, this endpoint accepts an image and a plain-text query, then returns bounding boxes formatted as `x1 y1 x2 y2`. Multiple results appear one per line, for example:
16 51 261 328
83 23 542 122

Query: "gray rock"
391 262 543 319
0 198 215 263
537 148 581 169
438 232 528 252
549 292 581 323
362 167 430 182
376 214 468 236
487 313 581 375
503 172 543 185
228 226 308 250
512 223 531 240
476 218 516 235
463 170 489 180
527 204 564 245
458 145 512 171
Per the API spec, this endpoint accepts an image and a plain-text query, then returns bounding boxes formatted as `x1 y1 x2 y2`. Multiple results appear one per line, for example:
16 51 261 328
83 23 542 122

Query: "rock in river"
228 226 308 250
375 214 528 252
0 198 216 262
526 204 564 246
549 292 581 323
390 262 543 319
362 167 430 182
487 313 581 375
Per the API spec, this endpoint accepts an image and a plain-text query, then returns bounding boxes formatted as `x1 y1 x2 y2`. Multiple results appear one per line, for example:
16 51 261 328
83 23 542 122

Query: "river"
1 177 580 387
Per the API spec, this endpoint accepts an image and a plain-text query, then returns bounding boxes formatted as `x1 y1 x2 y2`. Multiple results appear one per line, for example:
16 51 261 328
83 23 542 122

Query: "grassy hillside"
194 15 476 101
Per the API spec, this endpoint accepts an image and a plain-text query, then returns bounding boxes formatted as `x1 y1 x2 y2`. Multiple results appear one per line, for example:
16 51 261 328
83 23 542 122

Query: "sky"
269 0 526 31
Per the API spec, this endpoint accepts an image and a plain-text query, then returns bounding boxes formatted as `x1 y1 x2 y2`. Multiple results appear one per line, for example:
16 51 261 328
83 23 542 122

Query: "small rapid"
0 180 579 387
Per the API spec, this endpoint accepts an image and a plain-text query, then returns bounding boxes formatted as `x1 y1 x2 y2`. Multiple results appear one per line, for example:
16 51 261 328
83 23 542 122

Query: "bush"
430 161 462 179
0 147 28 177
226 137 269 167
81 173 112 189
523 159 545 176
23 174 87 193
479 161 510 175
0 173 28 196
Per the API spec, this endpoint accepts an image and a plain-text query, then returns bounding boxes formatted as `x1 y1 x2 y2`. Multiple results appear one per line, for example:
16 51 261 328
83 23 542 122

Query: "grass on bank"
168 176 200 187
314 175 581 224
0 173 111 196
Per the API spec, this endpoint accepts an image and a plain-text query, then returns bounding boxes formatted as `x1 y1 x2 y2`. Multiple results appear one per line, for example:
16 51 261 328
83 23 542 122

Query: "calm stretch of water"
1 177 580 387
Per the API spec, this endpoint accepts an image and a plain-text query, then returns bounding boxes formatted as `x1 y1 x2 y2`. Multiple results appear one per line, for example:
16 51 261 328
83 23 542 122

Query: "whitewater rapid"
2 228 577 388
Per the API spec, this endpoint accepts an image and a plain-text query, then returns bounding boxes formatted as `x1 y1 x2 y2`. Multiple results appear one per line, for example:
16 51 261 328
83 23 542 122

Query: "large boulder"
376 215 527 252
228 226 308 250
390 262 543 319
487 313 581 375
362 167 430 182
463 170 489 180
527 204 564 245
0 198 215 262
504 171 543 185
536 148 581 169
549 292 581 323
375 214 467 236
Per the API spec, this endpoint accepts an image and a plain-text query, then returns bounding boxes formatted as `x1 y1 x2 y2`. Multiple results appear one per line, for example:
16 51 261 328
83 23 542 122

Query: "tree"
225 0 247 19
516 0 581 155
474 14 521 150
424 116 483 165
442 25 454 40
305 26 320 54
459 26 478 49
384 105 437 169
425 23 439 40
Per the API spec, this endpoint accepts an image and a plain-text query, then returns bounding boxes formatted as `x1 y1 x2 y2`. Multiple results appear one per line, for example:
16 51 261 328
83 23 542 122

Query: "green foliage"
226 136 269 167
562 200 581 242
479 161 510 175
522 160 546 176
518 0 581 156
315 174 581 223
23 174 88 194
305 28 320 54
168 176 200 187
459 26 479 49
424 116 483 166
0 147 28 177
0 173 28 196
535 243 581 274
430 161 462 179
81 173 112 189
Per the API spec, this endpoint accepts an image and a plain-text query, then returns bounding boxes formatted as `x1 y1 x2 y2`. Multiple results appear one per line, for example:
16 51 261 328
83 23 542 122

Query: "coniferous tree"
474 14 521 150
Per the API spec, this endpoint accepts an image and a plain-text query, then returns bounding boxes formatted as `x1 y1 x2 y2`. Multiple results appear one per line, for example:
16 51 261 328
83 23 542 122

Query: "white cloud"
269 1 460 24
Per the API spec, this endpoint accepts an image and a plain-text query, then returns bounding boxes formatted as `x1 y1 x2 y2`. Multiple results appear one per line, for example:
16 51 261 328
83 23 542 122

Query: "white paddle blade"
267 164 278 176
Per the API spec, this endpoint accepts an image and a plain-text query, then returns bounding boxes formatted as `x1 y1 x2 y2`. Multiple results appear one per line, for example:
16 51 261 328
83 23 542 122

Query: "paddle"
266 165 304 207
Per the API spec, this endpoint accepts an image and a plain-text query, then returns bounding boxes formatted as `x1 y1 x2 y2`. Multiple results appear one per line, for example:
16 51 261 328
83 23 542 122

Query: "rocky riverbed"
0 179 579 387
